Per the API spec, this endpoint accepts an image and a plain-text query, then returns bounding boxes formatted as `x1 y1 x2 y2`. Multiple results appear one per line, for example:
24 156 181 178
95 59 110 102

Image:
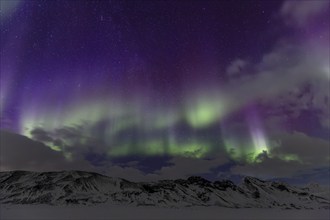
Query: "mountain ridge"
0 170 329 209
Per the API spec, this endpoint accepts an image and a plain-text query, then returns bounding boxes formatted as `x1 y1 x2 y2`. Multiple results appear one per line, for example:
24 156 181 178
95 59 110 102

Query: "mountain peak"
243 176 265 183
187 176 211 186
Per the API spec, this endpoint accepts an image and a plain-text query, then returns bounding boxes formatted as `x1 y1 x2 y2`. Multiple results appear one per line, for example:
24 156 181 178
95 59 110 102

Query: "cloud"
154 155 229 179
221 1 329 121
97 164 156 181
283 167 330 185
0 130 92 172
99 154 230 181
231 158 304 179
222 32 329 129
270 132 329 165
230 131 330 179
0 130 229 181
86 130 329 181
0 0 22 19
0 130 154 181
30 128 54 143
0 130 145 180
1 128 328 183
226 59 248 76
280 0 329 27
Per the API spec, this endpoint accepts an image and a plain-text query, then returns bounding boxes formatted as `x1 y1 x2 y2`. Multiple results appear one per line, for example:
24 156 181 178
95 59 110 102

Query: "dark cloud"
273 167 330 186
154 155 230 180
30 128 54 143
111 156 172 174
0 130 92 172
55 126 82 140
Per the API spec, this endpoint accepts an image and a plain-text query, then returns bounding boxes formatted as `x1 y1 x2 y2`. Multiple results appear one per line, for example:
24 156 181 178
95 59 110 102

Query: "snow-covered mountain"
0 171 329 209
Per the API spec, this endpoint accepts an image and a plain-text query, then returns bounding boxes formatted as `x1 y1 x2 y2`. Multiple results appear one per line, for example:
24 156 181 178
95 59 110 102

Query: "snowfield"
1 204 329 220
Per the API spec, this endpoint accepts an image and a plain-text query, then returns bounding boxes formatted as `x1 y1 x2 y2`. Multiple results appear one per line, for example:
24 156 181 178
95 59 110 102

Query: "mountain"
0 171 329 209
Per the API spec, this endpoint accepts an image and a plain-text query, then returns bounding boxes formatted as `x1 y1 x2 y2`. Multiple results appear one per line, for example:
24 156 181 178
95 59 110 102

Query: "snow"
1 204 329 220
1 171 329 210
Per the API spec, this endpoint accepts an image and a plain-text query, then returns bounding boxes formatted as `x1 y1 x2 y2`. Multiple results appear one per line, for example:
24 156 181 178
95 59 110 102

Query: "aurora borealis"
1 0 329 182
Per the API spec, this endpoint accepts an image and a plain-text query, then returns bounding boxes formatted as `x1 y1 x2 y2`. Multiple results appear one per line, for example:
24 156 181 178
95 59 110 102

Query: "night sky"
1 0 329 183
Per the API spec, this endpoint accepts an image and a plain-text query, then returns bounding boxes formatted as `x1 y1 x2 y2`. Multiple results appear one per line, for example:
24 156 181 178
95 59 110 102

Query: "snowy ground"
1 204 329 220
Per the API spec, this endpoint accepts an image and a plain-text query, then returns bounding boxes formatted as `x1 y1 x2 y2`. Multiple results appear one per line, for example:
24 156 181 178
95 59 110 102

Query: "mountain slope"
0 171 329 209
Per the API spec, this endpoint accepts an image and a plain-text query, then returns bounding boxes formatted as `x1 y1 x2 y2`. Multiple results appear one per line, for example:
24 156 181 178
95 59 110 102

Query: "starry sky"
1 0 329 183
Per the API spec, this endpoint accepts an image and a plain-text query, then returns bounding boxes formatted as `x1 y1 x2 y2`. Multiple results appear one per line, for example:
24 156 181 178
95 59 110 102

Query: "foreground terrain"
1 204 330 220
